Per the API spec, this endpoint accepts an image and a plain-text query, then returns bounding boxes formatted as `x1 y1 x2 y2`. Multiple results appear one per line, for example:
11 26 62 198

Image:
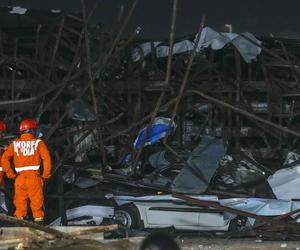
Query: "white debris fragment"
268 152 300 200
9 6 27 15
132 26 262 63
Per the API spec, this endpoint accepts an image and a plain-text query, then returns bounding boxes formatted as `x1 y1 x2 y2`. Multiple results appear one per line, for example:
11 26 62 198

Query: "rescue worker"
0 120 7 186
1 118 51 223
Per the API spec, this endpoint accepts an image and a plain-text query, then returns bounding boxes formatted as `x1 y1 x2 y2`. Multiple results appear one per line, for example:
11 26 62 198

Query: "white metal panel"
135 202 230 231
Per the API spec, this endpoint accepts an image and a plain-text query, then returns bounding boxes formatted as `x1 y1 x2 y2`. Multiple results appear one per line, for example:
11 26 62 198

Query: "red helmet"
0 121 6 132
19 118 38 132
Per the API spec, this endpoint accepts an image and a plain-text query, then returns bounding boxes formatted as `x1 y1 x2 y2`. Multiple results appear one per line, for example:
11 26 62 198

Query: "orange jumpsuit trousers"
1 133 51 219
14 171 44 218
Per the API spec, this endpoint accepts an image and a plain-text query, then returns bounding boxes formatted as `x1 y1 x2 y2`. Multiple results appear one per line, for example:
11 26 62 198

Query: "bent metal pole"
186 89 300 138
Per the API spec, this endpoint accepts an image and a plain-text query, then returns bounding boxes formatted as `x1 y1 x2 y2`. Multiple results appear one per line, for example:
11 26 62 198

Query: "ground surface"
3 233 300 249
176 237 300 250
103 236 300 250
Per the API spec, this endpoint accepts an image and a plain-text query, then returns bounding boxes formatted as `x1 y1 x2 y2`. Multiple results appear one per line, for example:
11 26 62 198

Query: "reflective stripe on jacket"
1 133 51 179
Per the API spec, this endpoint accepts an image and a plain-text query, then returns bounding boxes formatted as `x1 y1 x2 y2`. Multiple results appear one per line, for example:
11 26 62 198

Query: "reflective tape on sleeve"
35 139 41 150
0 167 2 171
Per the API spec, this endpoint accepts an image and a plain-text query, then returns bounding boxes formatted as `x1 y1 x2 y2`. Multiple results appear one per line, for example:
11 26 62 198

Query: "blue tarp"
133 117 176 150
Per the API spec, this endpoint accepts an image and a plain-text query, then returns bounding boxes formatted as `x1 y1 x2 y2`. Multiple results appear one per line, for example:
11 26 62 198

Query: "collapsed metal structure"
2 1 300 239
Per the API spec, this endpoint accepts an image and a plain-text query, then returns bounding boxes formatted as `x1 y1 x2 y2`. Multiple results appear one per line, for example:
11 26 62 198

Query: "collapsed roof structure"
2 1 300 243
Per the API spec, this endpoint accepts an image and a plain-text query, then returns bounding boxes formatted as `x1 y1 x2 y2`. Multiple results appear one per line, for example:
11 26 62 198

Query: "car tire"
114 204 141 229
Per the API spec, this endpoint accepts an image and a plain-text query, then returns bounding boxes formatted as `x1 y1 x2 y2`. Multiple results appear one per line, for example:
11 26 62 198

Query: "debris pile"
1 1 300 242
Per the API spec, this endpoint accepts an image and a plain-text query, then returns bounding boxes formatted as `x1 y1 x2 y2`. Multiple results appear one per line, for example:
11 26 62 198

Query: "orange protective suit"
1 133 51 219
0 148 6 187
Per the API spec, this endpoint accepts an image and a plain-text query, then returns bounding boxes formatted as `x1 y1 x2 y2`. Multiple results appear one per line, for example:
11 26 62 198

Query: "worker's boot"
34 217 44 225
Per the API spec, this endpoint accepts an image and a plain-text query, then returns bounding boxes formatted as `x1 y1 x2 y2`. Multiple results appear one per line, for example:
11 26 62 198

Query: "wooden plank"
0 225 118 242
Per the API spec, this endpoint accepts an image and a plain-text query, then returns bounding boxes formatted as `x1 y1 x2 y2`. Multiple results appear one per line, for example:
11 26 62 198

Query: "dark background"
1 0 300 39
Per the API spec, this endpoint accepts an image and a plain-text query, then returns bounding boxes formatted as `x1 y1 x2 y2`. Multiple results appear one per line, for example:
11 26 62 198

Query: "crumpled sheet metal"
112 194 219 206
268 152 300 200
113 194 300 225
283 151 300 165
50 205 114 226
171 136 226 194
131 41 162 62
218 153 266 187
220 198 300 225
197 27 261 63
132 26 261 63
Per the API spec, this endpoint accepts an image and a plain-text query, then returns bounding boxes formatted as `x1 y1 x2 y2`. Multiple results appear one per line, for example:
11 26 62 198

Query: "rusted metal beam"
131 0 178 175
0 214 71 238
238 33 300 75
35 24 42 60
48 113 124 144
172 193 300 230
234 48 241 150
66 98 179 160
17 60 55 87
47 15 65 79
186 89 300 138
91 0 138 82
164 15 206 143
254 208 300 229
81 0 106 170
10 38 18 125
0 83 63 106
35 2 98 122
